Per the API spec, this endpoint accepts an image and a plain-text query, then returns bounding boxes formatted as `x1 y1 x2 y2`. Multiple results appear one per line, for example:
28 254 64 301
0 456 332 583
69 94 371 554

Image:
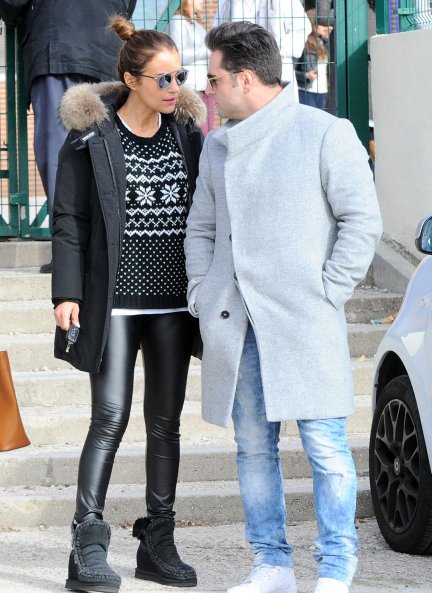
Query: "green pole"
376 0 389 34
335 0 348 119
155 0 181 31
345 0 370 150
4 25 19 236
15 23 49 237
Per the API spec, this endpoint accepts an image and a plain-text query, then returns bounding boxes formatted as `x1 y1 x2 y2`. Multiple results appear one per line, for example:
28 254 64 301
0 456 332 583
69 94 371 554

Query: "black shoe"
133 516 197 587
65 519 121 593
40 260 52 273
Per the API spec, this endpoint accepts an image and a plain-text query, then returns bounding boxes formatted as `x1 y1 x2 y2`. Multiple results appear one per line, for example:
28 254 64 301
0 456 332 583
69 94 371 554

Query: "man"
215 0 311 98
185 22 382 593
0 0 136 272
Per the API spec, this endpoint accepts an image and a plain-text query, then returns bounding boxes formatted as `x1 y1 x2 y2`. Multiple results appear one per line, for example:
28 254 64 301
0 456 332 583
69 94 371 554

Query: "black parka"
52 81 206 372
0 0 137 100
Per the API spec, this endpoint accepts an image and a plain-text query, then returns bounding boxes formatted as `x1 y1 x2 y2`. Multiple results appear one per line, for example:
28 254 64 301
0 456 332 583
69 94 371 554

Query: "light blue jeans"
232 325 358 586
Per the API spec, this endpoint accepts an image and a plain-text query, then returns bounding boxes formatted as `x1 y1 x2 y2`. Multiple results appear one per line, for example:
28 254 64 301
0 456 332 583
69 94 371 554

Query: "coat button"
234 273 237 281
229 234 232 241
220 310 230 319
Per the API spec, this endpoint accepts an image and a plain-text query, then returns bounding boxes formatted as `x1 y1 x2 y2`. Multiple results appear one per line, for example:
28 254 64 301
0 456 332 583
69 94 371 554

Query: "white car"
370 215 432 555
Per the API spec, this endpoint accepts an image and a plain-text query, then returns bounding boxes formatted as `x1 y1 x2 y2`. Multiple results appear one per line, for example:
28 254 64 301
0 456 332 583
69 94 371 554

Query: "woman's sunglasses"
137 68 189 90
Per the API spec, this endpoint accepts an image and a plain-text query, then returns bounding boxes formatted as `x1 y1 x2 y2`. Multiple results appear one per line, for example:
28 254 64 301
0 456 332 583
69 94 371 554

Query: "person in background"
214 0 311 99
52 15 205 593
295 8 334 110
185 21 382 593
0 0 136 273
168 0 215 134
369 120 376 178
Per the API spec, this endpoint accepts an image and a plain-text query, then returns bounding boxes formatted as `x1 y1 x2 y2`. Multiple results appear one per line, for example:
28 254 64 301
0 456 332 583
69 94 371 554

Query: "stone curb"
0 477 372 528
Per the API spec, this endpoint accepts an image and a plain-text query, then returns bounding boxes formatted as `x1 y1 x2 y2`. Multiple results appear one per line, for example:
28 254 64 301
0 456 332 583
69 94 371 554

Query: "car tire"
369 375 432 554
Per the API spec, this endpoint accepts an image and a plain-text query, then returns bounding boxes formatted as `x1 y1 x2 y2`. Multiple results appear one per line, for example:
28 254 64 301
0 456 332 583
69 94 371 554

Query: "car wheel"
369 375 432 554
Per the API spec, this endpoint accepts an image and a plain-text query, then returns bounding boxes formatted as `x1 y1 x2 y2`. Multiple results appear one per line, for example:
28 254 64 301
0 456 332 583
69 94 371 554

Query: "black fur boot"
133 516 197 587
65 519 121 593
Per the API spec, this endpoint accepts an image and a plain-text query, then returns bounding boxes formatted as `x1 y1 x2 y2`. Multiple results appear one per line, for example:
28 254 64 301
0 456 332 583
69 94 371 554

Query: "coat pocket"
321 275 341 311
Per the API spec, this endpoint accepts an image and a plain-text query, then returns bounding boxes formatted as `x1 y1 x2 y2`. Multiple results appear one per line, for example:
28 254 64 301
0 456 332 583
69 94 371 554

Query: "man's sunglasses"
137 68 189 90
206 72 236 89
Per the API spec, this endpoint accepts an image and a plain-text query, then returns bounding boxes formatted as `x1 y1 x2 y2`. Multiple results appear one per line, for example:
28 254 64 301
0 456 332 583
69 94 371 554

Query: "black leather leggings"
74 312 196 523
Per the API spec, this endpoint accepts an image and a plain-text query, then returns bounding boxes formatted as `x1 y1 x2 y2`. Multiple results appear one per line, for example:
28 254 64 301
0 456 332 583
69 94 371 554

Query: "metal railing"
0 23 49 238
376 0 432 33
132 0 181 30
0 0 371 238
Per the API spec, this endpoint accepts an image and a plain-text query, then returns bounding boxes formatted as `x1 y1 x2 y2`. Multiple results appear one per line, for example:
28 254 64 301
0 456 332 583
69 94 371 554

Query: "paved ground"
0 518 431 593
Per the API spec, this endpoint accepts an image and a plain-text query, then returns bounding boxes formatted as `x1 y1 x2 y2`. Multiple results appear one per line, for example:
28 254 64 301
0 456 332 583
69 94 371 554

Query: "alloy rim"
373 398 420 533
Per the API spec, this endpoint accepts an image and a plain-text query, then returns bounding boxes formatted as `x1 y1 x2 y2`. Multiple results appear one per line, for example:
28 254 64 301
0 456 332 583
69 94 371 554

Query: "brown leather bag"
0 351 30 451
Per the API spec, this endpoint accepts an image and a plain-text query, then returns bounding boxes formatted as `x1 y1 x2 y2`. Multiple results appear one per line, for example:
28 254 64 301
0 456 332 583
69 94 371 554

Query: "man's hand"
54 301 80 331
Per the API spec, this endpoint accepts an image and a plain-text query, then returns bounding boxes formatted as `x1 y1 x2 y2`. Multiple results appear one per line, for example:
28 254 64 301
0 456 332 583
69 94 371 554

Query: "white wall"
371 28 432 258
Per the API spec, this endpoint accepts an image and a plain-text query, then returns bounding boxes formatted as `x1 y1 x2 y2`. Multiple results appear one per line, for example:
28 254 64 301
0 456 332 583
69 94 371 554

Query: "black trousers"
74 312 196 523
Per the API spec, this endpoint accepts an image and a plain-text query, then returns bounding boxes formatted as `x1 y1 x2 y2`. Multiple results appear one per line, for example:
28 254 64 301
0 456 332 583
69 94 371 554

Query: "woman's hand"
306 69 318 81
54 302 80 331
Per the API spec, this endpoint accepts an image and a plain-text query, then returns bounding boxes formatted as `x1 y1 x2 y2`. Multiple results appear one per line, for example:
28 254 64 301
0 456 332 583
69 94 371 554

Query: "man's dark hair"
205 22 282 86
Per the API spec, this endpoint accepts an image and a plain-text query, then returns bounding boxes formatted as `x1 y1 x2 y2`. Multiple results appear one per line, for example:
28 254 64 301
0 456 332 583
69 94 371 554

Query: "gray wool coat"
185 84 383 428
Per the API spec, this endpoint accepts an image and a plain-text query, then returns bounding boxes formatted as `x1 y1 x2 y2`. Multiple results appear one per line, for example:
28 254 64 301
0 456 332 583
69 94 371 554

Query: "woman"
295 9 334 110
52 16 205 593
167 0 214 134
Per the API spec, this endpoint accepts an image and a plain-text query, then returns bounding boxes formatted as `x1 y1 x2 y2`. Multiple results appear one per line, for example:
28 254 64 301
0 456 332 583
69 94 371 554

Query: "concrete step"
0 240 51 268
20 401 234 448
351 357 374 395
0 326 387 372
0 333 76 371
12 358 373 408
0 439 370 488
0 300 54 333
0 476 372 528
0 262 402 312
12 365 201 405
345 287 402 323
0 289 402 332
18 396 372 448
0 333 205 372
0 269 51 301
346 324 388 358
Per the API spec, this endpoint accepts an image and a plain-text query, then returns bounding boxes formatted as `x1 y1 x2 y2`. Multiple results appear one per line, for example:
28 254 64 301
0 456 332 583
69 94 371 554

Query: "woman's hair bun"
110 15 136 41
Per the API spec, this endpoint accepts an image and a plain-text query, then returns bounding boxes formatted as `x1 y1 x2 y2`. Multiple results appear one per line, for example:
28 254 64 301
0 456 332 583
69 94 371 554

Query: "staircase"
0 241 404 529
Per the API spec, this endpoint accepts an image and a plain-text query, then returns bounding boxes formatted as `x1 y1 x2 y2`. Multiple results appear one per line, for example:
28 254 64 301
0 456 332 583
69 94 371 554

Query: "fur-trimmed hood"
60 80 207 132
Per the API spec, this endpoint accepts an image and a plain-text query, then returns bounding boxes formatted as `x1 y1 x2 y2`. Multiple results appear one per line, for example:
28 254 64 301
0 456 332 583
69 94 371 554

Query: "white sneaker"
314 577 349 593
226 564 297 593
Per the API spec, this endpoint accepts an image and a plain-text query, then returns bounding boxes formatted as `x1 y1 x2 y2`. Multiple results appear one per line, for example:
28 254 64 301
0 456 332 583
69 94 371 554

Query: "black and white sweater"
113 114 189 309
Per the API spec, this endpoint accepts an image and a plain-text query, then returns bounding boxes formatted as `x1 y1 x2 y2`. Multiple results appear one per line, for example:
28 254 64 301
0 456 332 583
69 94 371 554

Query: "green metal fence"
0 23 49 238
0 0 372 238
376 0 432 34
335 0 369 148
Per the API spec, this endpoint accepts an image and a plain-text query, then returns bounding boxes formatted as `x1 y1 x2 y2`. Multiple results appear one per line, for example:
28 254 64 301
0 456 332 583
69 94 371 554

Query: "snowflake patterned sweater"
113 114 189 309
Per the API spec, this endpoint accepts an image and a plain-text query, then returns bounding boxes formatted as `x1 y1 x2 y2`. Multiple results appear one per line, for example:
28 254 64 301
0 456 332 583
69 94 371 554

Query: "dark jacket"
52 81 206 372
0 0 137 100
295 38 329 91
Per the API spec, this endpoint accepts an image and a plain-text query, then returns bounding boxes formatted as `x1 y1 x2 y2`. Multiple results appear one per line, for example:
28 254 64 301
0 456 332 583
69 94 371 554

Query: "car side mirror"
415 215 432 254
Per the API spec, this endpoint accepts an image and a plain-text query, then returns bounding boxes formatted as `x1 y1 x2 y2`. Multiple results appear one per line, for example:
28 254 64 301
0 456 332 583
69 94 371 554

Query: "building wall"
370 28 432 257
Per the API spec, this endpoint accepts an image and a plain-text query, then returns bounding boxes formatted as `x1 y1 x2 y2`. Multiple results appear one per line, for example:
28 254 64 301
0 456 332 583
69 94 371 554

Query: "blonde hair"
305 9 328 61
110 14 136 40
109 15 178 83
179 0 195 21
